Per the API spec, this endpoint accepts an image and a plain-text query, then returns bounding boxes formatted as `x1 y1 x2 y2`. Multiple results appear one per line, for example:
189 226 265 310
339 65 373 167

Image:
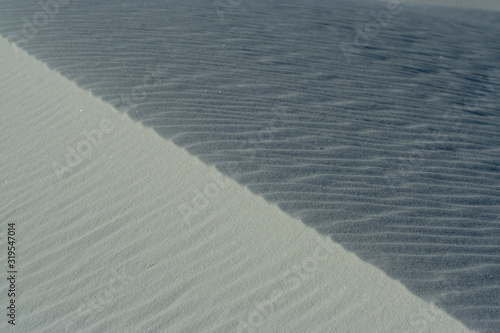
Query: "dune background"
1 0 499 332
0 36 473 332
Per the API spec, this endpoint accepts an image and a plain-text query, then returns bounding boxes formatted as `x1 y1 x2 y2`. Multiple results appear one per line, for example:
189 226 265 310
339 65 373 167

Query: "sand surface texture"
1 0 499 332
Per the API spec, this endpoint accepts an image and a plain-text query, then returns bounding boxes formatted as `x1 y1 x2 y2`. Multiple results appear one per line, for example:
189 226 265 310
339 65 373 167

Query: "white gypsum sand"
0 36 474 332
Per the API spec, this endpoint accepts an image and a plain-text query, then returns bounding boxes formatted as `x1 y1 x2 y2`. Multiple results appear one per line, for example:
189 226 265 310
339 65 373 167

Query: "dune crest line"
0 36 475 332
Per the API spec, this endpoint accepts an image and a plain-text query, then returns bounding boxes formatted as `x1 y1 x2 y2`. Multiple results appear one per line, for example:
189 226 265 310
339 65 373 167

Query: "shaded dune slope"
0 34 475 333
1 0 499 331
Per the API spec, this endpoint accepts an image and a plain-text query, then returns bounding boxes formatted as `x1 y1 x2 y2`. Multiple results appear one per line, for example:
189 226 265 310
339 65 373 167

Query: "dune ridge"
1 0 499 331
0 35 476 332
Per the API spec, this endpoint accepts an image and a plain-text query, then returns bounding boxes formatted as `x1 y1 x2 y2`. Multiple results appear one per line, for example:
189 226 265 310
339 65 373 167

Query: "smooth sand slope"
0 37 474 332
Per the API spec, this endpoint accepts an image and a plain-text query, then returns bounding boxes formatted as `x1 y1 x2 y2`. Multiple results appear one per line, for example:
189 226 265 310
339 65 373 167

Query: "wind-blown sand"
1 0 499 331
0 36 474 332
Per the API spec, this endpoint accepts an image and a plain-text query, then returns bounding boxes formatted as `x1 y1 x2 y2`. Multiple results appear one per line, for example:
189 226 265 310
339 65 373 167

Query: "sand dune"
0 36 474 332
1 0 499 332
